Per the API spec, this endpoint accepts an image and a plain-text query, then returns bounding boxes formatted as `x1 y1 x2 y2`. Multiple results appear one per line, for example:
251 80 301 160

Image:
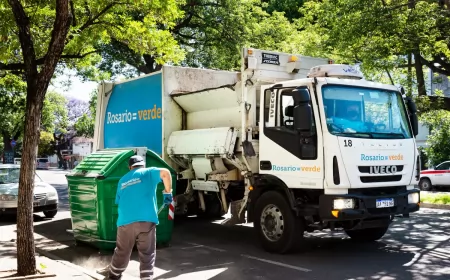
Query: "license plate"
376 198 394 208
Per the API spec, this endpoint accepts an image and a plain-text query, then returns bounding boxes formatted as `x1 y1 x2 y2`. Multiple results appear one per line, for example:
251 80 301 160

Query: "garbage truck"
92 48 421 253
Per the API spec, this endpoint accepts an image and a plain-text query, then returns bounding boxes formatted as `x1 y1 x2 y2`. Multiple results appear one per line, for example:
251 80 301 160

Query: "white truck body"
93 48 421 253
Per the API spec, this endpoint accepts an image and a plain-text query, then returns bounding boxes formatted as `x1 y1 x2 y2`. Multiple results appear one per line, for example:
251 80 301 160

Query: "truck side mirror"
295 87 311 103
293 87 313 132
293 104 313 132
405 97 419 137
410 113 419 137
405 96 417 113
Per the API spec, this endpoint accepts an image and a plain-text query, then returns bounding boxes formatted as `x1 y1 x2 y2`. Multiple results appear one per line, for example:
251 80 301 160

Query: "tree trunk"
414 51 426 96
7 0 72 275
16 87 45 276
407 53 412 96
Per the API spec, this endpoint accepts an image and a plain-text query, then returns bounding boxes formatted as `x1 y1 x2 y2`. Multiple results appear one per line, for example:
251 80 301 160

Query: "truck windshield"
322 84 412 139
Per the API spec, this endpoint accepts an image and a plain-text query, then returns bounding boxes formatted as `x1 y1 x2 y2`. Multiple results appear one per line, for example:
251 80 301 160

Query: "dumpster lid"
146 149 176 174
66 149 135 178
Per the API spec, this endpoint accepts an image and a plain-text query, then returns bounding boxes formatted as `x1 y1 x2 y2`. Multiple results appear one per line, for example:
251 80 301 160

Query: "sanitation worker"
97 155 173 280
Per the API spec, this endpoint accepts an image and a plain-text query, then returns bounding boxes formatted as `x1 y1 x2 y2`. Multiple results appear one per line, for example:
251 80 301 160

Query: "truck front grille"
367 206 400 215
358 165 404 173
360 175 402 183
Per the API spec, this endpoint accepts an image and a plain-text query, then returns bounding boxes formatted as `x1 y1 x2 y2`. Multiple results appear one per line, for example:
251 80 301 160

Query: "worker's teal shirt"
115 167 161 227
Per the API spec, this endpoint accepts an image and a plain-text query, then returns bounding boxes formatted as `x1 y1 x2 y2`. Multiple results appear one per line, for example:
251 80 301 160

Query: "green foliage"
421 192 450 205
38 131 55 157
0 0 186 81
263 0 305 21
297 0 450 78
0 74 26 139
97 0 308 75
41 91 69 134
419 109 450 167
74 90 97 138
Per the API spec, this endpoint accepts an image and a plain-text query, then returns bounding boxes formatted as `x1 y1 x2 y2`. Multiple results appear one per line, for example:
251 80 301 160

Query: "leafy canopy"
97 0 307 76
41 91 68 134
297 0 450 75
0 0 186 80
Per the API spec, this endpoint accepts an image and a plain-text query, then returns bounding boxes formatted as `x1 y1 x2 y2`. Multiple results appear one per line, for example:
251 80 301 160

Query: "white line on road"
403 252 421 266
185 242 227 252
241 254 312 272
196 262 234 269
180 245 203 250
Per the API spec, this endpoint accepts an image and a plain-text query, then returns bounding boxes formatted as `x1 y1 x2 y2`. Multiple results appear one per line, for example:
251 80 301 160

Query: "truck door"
259 84 324 189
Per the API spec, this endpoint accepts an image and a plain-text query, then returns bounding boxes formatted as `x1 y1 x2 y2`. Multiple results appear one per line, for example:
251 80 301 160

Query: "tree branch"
419 55 450 76
0 51 97 72
70 0 76 26
173 12 194 33
37 0 72 87
7 0 38 84
77 2 122 33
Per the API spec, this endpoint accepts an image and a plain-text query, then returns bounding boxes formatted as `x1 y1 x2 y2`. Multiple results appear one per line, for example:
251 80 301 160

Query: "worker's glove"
163 191 173 206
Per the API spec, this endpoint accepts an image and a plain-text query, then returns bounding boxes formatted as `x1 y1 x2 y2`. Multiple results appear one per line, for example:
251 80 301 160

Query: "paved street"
1 169 450 279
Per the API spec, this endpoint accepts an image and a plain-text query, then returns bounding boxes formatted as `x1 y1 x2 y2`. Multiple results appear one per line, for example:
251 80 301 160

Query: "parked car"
36 158 50 170
0 164 59 218
419 161 450 191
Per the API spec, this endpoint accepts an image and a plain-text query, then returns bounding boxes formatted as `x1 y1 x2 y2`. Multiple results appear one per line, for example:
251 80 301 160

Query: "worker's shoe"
96 266 109 276
96 266 123 280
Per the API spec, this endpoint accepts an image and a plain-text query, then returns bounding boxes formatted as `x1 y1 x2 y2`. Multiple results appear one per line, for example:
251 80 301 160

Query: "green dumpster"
65 148 176 250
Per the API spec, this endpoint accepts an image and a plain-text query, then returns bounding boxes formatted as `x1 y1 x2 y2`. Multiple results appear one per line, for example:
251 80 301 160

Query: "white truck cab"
93 48 421 254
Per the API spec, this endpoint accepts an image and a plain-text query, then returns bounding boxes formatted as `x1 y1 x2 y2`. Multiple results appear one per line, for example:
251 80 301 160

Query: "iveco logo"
369 165 397 174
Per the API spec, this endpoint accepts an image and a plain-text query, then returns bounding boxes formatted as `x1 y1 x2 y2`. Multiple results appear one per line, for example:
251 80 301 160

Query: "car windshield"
0 168 20 184
322 85 412 139
0 167 42 184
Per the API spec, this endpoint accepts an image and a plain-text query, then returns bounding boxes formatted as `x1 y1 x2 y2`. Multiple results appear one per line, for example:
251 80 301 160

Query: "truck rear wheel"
254 190 304 254
345 225 389 242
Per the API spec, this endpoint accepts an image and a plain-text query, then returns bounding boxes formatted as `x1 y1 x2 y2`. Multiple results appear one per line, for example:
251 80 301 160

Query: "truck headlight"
408 192 419 204
333 198 355 210
0 194 17 201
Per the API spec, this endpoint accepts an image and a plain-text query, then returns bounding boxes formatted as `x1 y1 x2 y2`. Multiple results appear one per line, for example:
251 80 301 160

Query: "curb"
35 248 105 280
420 203 450 210
0 272 56 280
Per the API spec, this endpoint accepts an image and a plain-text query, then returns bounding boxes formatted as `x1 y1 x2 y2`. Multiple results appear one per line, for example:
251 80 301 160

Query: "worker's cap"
129 155 145 167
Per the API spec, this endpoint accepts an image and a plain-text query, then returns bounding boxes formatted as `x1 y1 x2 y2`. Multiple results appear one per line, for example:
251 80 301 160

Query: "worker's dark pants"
107 222 156 280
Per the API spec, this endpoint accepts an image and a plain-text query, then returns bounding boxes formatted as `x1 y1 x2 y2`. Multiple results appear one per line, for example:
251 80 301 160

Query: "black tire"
254 190 304 254
43 209 57 219
419 178 432 191
345 225 389 242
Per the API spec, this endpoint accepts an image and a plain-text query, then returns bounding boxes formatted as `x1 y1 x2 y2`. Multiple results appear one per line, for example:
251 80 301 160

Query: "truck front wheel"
345 225 389 242
254 190 304 254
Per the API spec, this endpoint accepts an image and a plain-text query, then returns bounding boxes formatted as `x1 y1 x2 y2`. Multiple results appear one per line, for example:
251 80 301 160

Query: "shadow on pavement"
34 218 74 244
0 213 55 227
51 184 70 211
0 240 18 258
25 209 450 280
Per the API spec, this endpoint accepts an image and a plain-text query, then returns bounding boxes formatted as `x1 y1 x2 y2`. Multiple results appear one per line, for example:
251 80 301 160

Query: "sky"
48 68 98 101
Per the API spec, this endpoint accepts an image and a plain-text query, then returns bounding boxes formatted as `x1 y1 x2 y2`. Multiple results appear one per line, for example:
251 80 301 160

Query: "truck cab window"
263 87 318 160
281 95 294 129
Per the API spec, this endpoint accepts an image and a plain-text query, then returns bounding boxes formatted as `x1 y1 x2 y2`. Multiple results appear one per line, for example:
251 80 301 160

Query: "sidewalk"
0 241 98 280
